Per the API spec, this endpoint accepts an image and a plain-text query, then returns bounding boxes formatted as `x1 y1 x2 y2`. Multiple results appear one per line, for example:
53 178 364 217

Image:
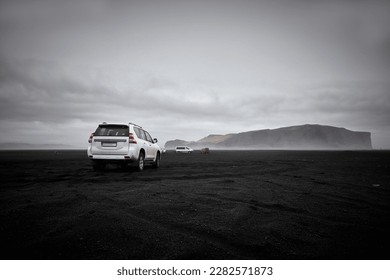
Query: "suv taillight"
129 133 137 144
88 133 94 143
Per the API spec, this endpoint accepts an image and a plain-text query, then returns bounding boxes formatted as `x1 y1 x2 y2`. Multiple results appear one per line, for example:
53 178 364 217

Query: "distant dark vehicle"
200 148 210 154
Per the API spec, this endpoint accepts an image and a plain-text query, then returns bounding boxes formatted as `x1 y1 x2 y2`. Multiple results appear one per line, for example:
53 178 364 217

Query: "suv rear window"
95 125 129 136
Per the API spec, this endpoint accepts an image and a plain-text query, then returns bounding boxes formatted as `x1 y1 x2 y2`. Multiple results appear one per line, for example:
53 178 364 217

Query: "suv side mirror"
153 138 158 143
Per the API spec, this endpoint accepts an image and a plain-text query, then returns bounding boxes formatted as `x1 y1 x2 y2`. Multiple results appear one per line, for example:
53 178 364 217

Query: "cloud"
1 57 390 145
0 58 243 143
1 1 390 147
0 58 241 123
0 59 118 121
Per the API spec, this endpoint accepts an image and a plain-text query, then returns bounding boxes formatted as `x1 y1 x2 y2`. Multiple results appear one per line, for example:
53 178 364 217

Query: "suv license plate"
102 142 117 147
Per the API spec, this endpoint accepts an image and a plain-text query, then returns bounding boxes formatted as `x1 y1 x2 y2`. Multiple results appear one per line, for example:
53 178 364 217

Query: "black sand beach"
1 150 389 259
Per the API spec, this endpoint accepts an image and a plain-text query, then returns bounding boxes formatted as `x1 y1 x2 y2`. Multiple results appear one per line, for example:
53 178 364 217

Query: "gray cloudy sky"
1 0 390 148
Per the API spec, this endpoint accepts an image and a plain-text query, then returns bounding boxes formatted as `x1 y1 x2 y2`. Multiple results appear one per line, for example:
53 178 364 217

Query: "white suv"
175 146 194 153
87 122 161 171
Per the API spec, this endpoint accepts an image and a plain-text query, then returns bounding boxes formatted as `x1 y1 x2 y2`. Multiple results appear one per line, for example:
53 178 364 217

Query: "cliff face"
164 124 372 150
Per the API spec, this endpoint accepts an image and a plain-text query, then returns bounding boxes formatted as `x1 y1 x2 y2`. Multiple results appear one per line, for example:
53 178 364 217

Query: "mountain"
164 124 372 150
197 134 234 144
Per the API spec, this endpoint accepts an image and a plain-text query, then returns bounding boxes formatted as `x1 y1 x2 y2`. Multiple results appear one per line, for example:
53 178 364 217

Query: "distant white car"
87 122 161 171
175 146 193 153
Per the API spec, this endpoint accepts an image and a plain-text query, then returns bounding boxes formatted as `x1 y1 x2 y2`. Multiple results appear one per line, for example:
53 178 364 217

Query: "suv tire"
153 152 160 168
137 151 145 171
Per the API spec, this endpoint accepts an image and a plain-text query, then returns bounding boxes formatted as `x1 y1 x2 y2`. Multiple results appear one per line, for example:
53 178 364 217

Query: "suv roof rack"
128 122 142 128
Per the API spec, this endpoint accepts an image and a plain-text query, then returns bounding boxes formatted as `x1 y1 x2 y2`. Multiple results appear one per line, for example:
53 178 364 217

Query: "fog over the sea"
1 0 389 148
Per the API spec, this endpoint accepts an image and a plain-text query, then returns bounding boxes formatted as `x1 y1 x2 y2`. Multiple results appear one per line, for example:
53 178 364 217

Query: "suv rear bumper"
89 154 138 161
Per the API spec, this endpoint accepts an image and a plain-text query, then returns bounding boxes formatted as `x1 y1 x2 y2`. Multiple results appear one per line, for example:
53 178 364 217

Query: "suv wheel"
153 152 160 168
137 152 145 171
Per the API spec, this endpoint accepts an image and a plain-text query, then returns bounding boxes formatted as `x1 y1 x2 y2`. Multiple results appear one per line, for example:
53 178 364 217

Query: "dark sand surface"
1 150 389 260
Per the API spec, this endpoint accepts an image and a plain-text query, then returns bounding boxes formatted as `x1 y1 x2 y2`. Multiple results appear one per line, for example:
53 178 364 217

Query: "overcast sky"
1 0 389 148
